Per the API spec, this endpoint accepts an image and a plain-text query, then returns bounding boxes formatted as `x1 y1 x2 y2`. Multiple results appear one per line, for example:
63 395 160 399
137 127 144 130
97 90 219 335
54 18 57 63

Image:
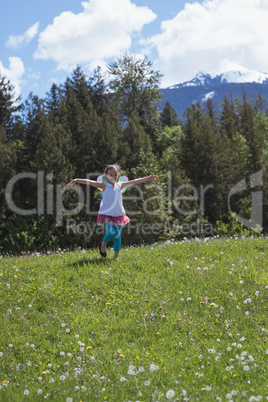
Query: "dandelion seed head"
166 389 175 399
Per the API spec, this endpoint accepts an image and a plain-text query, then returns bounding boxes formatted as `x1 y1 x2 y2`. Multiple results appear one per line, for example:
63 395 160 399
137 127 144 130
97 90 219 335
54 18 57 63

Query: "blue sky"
1 0 268 102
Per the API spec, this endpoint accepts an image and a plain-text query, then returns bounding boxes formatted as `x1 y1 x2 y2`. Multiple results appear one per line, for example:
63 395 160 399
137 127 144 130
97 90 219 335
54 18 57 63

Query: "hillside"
0 237 267 401
161 62 268 118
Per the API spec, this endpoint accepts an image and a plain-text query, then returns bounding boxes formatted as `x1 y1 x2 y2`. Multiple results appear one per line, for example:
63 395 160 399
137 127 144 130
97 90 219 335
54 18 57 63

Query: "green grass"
0 236 267 401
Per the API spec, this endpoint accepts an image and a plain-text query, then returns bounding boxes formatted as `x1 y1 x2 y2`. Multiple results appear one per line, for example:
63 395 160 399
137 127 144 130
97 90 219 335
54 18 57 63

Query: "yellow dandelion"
200 301 204 304
146 352 149 355
136 355 140 360
233 374 237 377
131 310 135 312
3 380 8 384
41 371 47 375
106 302 111 305
86 346 92 350
156 332 160 334
210 303 215 306
120 354 125 358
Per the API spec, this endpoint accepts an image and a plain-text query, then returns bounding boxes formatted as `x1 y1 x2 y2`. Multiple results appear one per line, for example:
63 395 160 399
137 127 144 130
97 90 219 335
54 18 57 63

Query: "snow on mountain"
209 60 268 84
202 91 215 102
169 61 268 89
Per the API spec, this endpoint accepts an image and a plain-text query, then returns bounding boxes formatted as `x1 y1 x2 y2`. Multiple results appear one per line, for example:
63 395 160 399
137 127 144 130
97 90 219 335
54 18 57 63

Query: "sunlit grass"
0 236 267 401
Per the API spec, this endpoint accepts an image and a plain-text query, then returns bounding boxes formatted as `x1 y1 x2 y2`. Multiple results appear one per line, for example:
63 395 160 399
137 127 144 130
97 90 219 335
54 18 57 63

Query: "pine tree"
63 69 101 175
23 93 46 169
0 73 22 136
160 100 180 128
88 66 108 116
119 111 152 171
181 103 219 222
237 92 265 173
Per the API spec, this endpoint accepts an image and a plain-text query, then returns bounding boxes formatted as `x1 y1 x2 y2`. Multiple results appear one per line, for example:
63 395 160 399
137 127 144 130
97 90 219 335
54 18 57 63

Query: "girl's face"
105 167 119 185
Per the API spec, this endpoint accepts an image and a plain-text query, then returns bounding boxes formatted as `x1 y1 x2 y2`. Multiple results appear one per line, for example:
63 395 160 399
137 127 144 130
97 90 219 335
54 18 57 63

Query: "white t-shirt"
98 181 126 216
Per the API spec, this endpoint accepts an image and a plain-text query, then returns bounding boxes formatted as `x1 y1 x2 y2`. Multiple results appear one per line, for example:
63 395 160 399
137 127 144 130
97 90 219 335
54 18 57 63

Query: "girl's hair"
104 164 120 175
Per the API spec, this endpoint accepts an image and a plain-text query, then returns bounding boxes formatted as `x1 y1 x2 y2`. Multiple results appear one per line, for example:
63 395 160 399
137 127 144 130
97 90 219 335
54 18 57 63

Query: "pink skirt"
97 214 130 227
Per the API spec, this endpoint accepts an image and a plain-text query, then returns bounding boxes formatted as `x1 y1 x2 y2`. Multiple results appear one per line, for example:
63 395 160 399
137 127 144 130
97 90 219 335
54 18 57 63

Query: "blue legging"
103 224 123 252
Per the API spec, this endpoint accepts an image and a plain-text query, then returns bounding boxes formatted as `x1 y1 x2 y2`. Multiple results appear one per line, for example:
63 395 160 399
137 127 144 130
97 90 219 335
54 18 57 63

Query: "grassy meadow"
0 236 267 401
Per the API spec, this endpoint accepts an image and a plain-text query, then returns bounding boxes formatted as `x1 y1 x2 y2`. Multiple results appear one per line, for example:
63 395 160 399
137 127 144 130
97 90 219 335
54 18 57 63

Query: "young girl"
67 164 158 259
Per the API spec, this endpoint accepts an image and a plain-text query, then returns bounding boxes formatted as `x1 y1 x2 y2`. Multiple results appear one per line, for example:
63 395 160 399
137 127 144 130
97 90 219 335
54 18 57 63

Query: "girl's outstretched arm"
67 178 106 190
121 175 158 189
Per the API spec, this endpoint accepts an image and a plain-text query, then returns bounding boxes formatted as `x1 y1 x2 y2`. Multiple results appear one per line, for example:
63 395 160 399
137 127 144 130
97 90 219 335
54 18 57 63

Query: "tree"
123 149 169 244
156 125 183 158
160 100 179 128
23 93 46 168
88 66 109 116
62 69 100 175
0 73 22 136
119 111 152 171
108 54 163 147
181 103 219 222
220 95 239 139
237 93 265 173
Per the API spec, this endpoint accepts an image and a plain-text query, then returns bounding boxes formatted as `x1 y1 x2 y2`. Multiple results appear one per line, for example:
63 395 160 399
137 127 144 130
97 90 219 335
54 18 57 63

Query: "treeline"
0 55 267 254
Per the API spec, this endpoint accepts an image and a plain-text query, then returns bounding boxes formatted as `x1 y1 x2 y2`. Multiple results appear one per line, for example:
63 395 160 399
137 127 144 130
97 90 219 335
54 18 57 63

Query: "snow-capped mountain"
161 61 268 118
168 61 268 90
209 61 268 84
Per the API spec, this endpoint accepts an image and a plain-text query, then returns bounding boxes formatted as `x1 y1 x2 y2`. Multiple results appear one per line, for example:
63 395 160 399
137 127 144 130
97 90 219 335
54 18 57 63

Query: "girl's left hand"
150 175 158 182
67 179 76 186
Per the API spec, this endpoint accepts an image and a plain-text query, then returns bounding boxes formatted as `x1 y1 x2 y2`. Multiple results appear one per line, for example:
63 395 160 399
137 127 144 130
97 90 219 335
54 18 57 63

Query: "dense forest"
0 55 267 254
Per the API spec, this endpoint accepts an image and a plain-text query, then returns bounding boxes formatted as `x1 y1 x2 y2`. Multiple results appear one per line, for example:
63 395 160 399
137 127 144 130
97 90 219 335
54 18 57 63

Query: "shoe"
99 241 106 257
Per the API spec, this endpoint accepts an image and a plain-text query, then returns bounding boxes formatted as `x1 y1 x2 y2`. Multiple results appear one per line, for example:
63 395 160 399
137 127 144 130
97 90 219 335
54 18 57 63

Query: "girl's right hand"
149 175 158 182
67 179 77 186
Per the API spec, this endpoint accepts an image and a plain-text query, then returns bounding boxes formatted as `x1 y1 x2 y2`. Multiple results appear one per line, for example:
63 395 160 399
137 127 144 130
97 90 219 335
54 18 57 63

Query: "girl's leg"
113 226 123 259
101 224 117 253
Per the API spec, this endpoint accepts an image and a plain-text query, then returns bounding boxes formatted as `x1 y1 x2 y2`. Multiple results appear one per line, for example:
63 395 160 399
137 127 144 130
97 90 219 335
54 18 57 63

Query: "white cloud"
147 0 268 87
34 0 156 71
6 22 40 48
0 57 25 98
